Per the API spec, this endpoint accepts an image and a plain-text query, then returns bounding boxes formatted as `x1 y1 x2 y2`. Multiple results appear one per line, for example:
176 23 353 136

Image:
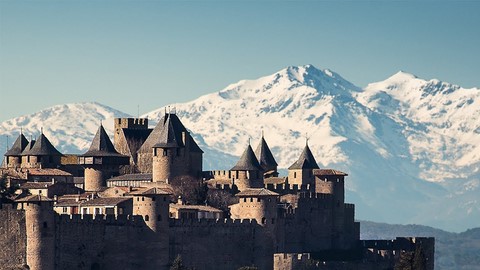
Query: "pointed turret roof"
21 133 62 156
153 114 183 148
5 133 29 156
21 139 36 155
288 142 319 170
254 136 278 171
138 113 187 152
138 113 203 154
81 125 125 157
231 144 263 171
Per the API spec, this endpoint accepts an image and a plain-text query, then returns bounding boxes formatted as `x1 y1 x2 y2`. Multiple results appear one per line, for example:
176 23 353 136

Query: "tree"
171 175 207 205
170 254 186 270
207 189 238 212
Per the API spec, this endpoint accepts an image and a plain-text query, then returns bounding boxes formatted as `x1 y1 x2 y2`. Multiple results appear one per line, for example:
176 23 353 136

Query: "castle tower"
137 113 203 177
287 141 319 187
16 195 55 270
230 188 279 270
254 135 278 178
4 132 28 168
78 125 129 192
130 187 171 270
230 188 279 227
231 144 264 191
113 118 151 172
313 169 353 248
147 113 203 184
21 132 62 169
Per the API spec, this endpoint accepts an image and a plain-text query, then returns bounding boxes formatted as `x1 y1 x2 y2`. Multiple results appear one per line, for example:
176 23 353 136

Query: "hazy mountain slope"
0 102 131 155
144 65 473 230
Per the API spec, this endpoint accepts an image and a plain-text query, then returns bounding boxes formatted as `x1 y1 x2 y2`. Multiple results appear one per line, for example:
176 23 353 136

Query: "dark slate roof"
5 133 29 156
169 204 223 212
81 125 126 157
254 136 278 171
127 187 171 196
21 133 62 156
21 140 35 155
231 145 263 171
288 143 320 170
80 197 131 207
107 173 152 182
153 114 185 148
138 113 186 152
188 136 204 153
313 169 348 176
236 188 279 197
15 194 53 202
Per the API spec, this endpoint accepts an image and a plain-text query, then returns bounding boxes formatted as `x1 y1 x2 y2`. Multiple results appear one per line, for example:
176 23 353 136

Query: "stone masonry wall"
0 205 27 269
169 218 274 270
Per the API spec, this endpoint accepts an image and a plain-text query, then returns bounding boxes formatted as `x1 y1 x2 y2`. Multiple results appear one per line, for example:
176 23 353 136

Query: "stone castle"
0 113 434 270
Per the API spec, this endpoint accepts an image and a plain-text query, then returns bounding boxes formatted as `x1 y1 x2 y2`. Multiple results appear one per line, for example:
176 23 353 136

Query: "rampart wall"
0 205 26 269
169 218 274 270
55 214 168 270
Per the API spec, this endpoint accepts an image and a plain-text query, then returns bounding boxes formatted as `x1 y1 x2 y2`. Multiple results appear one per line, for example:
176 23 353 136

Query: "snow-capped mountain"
0 102 131 155
1 65 478 232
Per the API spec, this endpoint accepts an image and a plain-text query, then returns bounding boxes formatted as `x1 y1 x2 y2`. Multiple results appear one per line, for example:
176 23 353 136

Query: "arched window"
145 215 149 221
294 172 297 178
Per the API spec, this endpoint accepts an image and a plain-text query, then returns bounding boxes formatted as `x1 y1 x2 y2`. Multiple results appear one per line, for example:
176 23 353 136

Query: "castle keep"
0 113 434 270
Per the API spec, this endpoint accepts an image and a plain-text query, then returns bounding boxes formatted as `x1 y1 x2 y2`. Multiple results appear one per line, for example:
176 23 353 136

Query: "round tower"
4 132 28 168
230 188 279 227
152 147 178 183
17 195 55 270
130 187 171 270
79 125 129 192
230 144 264 191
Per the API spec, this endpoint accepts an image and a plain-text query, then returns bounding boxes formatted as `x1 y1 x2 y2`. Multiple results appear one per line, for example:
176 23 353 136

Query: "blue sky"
1 1 479 121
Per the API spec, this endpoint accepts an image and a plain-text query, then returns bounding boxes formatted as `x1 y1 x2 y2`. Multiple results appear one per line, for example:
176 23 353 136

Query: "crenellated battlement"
55 213 147 226
169 218 259 227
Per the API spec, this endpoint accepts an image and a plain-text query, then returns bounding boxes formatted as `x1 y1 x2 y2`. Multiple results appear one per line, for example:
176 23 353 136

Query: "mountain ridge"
0 65 478 232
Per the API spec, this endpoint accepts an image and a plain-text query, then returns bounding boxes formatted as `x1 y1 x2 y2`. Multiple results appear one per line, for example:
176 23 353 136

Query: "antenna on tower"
305 132 309 145
137 104 140 118
5 135 8 152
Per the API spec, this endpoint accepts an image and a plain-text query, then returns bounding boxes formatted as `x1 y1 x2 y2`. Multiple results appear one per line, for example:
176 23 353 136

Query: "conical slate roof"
81 125 125 157
21 140 36 155
139 113 187 152
153 114 183 148
254 136 278 171
231 144 263 171
21 133 62 156
5 133 29 156
288 143 320 170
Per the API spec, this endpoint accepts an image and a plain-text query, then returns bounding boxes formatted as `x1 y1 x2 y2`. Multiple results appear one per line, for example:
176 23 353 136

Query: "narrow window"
145 215 149 221
163 149 168 156
262 217 266 224
43 222 48 228
157 215 162 221
294 172 297 178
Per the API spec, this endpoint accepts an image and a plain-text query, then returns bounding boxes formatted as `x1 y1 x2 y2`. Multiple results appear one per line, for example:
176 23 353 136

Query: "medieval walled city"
0 113 434 270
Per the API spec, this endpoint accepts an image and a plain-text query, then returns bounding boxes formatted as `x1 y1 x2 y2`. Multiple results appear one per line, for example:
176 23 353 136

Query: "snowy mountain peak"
0 102 131 155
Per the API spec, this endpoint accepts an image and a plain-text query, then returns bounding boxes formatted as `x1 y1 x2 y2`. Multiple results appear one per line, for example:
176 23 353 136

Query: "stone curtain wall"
169 219 274 270
0 206 27 269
